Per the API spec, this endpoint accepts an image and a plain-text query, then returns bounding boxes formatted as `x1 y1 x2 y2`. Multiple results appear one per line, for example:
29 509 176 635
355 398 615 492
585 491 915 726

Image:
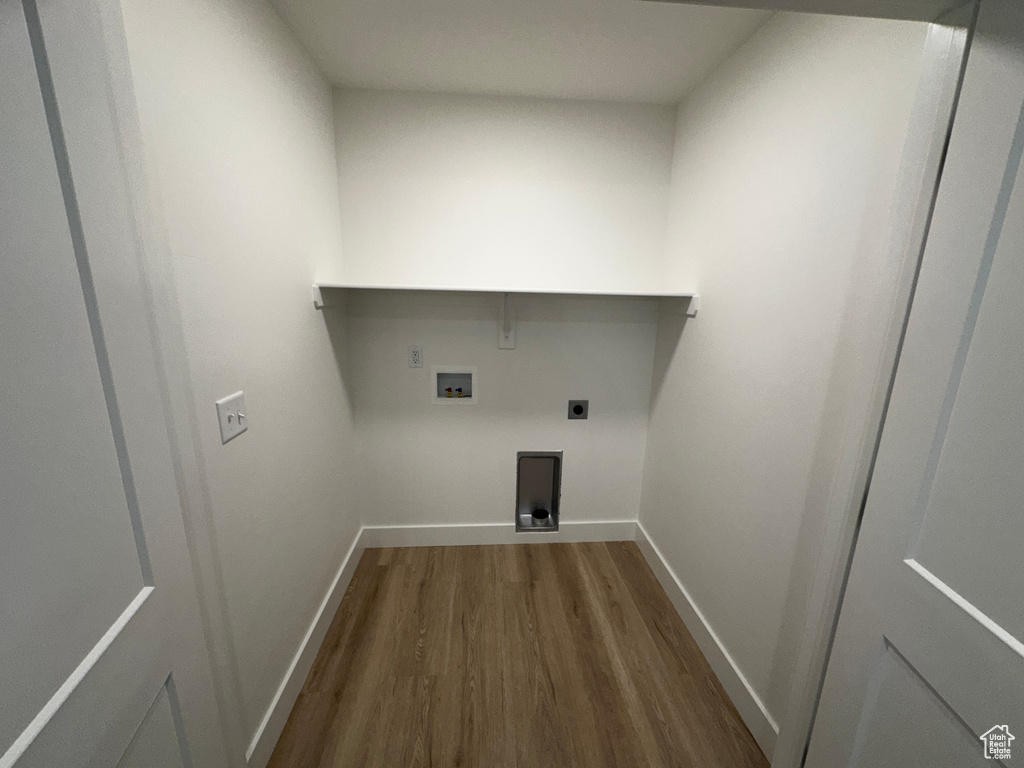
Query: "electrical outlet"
215 391 248 444
409 346 423 368
568 399 589 420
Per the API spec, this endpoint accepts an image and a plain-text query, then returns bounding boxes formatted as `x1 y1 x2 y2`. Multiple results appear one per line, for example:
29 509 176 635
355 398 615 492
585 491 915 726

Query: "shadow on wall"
319 298 357 417
764 232 904 713
649 296 692 408
318 294 371 527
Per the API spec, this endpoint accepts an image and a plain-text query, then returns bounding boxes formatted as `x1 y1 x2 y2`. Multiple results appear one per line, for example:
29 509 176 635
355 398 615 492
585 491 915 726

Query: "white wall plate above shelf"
311 282 700 317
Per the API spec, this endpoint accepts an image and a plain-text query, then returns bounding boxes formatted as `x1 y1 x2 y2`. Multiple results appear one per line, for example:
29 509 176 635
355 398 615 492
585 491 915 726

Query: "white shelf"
312 282 700 341
313 281 698 306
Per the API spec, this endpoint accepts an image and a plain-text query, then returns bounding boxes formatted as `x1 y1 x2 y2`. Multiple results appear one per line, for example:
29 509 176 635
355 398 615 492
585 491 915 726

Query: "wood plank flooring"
267 542 768 768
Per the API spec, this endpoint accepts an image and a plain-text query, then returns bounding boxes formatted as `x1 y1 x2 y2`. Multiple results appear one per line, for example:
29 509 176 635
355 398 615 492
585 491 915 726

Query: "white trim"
360 519 637 548
246 529 366 767
634 522 779 758
904 559 1024 660
0 587 154 768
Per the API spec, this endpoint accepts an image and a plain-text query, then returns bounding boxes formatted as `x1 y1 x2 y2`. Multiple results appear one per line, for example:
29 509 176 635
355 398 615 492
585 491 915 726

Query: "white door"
0 0 227 766
806 1 1024 765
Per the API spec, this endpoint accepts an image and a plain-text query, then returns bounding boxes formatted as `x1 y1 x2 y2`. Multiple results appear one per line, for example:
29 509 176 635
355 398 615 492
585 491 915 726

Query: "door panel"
116 684 189 768
0 0 227 765
807 1 1024 765
849 644 987 768
913 194 1024 640
0 0 148 749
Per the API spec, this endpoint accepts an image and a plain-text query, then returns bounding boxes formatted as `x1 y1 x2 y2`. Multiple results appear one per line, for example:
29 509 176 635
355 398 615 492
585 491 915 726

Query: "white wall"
119 0 360 747
344 291 657 527
639 11 928 739
333 89 677 292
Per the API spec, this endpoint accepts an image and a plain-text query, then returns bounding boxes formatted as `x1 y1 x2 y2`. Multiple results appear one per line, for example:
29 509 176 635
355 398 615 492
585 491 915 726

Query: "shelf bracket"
499 292 515 349
686 294 700 318
313 284 326 310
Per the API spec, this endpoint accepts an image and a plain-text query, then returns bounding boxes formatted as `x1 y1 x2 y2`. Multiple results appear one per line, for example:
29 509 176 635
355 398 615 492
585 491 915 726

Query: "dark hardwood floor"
267 542 769 768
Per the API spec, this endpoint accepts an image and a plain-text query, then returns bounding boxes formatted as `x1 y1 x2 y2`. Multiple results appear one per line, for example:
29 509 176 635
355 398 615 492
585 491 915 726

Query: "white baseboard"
246 528 366 768
634 522 779 759
360 519 638 548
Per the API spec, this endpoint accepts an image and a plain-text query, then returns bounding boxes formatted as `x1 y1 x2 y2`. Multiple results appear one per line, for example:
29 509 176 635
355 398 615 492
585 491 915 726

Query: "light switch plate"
215 391 248 444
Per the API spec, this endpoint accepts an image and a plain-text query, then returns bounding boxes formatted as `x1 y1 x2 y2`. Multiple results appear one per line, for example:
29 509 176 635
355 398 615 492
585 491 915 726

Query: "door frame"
771 4 977 766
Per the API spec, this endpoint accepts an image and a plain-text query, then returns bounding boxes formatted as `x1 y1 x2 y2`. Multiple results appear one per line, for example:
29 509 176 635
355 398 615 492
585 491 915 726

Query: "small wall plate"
568 400 589 420
215 391 248 444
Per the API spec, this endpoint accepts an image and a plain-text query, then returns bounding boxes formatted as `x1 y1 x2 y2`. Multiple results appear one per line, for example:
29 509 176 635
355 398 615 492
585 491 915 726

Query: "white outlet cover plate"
408 346 423 368
215 390 248 444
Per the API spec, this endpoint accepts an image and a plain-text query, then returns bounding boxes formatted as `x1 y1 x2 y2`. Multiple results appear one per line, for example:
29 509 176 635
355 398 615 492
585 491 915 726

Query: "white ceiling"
268 0 772 104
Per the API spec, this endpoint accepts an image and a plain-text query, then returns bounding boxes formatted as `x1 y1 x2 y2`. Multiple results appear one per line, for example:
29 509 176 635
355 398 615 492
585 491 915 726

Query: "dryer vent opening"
515 451 561 532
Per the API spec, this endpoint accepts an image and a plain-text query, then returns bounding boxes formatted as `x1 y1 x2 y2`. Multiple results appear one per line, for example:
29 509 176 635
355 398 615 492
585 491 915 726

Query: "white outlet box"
215 391 248 444
408 346 423 368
